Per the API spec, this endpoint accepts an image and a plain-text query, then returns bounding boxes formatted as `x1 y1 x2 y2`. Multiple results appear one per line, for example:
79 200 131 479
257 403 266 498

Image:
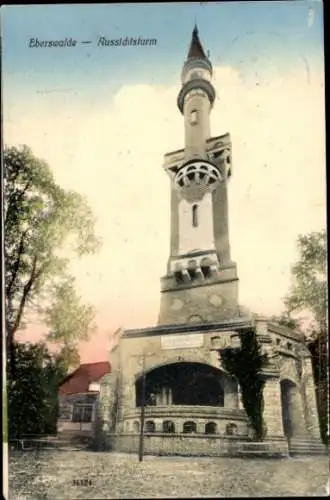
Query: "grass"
9 449 329 499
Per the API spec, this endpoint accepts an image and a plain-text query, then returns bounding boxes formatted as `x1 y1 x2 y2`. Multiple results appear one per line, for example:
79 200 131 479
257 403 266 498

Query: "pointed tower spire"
187 24 208 60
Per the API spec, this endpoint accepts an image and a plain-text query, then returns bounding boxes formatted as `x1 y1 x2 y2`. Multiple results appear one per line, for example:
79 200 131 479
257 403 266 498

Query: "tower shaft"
158 27 239 326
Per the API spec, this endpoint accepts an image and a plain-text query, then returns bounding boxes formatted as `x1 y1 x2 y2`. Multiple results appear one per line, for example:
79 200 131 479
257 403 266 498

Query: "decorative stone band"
181 57 213 81
258 366 281 379
210 331 241 351
170 253 219 275
177 78 216 113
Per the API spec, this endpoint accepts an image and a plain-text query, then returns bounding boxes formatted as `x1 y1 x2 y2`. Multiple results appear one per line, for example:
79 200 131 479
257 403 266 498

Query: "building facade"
57 362 110 442
98 28 325 456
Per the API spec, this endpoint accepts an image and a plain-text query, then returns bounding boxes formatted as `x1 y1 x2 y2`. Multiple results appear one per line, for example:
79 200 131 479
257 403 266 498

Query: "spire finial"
193 18 198 35
187 23 207 60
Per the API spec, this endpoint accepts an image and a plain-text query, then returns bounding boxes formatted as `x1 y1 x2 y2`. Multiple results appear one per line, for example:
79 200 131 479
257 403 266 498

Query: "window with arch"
205 422 217 435
183 421 197 434
163 420 175 433
192 204 199 227
145 420 155 433
226 423 238 436
133 420 140 433
190 109 198 125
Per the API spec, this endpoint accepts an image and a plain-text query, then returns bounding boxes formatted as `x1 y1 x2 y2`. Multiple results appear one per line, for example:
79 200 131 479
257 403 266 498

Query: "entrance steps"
289 436 328 456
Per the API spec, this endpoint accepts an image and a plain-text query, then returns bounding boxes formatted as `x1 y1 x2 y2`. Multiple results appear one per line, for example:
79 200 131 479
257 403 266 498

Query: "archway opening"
135 362 225 407
183 421 197 433
163 420 175 433
145 420 155 433
205 421 217 435
280 379 305 438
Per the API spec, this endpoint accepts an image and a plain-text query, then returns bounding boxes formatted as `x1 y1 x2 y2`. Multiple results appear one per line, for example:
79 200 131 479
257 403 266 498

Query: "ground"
9 450 329 499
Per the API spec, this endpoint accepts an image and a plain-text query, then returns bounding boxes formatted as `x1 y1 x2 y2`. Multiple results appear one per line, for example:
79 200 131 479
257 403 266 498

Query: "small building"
57 361 111 442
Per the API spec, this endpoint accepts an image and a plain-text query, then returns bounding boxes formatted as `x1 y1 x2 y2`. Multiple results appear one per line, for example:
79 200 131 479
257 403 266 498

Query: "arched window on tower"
190 109 198 125
192 204 199 228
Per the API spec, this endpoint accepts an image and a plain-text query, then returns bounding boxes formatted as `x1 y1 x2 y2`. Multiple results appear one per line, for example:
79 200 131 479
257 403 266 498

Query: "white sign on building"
161 333 204 350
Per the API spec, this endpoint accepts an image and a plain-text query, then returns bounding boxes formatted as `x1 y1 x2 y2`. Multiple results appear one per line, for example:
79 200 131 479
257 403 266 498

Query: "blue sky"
2 1 324 94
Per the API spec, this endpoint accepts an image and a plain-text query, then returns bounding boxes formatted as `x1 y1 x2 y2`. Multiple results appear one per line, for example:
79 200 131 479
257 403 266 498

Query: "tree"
284 229 328 443
4 145 101 369
270 314 300 331
221 329 268 441
284 230 327 333
8 342 67 438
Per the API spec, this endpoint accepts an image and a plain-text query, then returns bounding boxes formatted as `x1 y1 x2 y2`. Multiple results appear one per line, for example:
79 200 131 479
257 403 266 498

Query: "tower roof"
187 25 208 60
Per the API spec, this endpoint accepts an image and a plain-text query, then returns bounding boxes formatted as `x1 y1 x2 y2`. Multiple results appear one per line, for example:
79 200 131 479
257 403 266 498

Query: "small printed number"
73 478 93 486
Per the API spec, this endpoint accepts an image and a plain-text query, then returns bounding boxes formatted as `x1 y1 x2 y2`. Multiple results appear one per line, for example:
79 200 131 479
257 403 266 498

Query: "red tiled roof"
59 361 111 395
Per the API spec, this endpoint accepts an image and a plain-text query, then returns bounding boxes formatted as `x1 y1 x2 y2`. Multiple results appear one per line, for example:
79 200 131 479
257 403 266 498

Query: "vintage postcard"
1 1 328 499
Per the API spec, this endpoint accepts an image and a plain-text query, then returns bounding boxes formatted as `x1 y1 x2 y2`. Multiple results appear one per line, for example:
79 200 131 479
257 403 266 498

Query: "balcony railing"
124 405 246 420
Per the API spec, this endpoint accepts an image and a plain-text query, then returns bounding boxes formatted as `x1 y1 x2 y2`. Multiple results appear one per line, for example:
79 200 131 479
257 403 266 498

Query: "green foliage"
8 342 67 439
285 229 327 332
307 334 328 444
270 314 300 331
4 144 101 366
284 229 328 443
221 329 267 441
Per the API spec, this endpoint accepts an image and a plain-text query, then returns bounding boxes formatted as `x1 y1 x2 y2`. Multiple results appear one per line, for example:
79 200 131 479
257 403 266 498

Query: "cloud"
3 62 326 360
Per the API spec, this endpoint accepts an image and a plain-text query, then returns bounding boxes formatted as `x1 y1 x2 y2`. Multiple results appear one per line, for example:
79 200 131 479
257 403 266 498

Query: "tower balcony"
163 133 232 178
168 252 219 284
177 78 216 114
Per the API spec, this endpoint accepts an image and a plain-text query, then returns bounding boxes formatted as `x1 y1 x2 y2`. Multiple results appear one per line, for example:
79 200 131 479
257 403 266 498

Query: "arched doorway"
280 379 306 438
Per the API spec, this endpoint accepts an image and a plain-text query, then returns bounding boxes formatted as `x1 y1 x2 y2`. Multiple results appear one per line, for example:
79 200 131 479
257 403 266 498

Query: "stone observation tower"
98 27 326 457
158 25 238 326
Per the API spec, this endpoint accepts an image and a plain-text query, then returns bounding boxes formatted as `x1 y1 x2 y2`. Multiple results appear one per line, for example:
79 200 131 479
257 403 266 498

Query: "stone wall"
158 275 239 325
105 433 288 457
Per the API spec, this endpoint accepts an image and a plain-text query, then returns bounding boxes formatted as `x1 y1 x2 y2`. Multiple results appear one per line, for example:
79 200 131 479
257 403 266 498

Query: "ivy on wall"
221 328 268 441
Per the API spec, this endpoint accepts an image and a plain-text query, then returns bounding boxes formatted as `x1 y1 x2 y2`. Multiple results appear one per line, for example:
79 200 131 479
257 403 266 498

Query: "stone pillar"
168 388 173 405
302 355 322 440
128 381 136 409
262 375 285 438
155 420 162 433
161 387 167 405
156 392 162 406
224 378 238 408
286 383 308 437
237 383 244 410
197 421 205 434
